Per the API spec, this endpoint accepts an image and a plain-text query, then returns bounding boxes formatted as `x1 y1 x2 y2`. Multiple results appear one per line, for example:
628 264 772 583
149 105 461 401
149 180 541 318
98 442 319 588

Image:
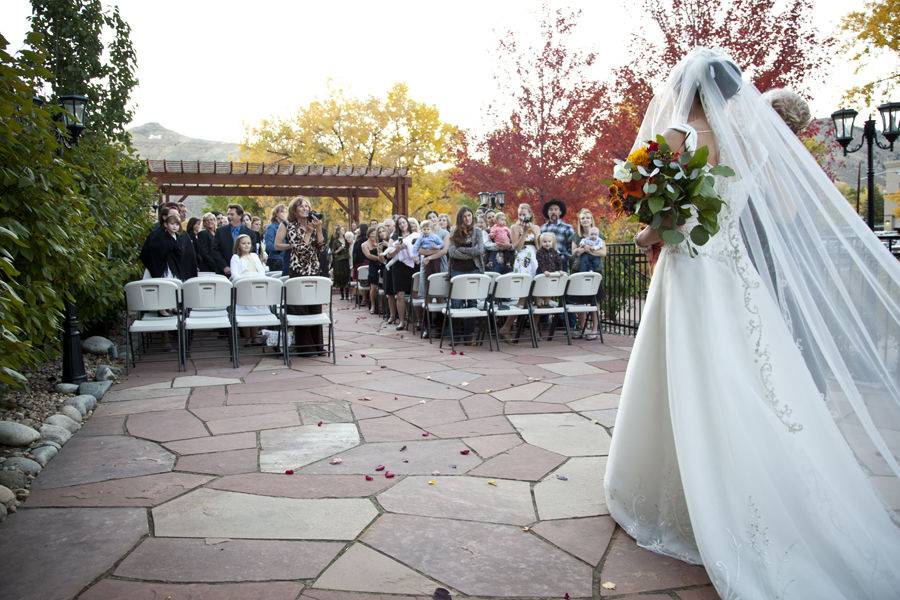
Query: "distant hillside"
129 122 241 162
128 123 242 217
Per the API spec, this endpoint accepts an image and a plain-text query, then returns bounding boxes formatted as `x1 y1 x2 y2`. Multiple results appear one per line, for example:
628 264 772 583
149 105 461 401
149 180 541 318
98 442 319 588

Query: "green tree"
840 0 899 107
240 83 461 224
28 0 155 330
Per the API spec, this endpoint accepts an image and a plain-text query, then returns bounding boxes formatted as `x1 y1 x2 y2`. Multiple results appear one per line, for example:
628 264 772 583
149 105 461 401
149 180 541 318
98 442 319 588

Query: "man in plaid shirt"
540 199 575 266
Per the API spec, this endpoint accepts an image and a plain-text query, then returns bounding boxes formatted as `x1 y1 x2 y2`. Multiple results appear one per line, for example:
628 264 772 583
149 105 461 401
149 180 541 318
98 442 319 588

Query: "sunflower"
610 197 624 212
626 146 651 168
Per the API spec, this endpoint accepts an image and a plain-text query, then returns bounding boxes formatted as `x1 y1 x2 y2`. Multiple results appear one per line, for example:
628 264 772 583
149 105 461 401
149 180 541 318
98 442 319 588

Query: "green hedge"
0 32 153 384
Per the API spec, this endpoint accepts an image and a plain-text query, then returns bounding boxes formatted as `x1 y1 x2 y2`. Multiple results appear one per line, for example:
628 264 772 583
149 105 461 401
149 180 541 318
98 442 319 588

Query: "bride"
604 48 900 599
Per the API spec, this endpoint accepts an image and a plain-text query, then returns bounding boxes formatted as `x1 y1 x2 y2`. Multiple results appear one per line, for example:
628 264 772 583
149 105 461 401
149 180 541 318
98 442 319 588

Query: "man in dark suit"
212 203 261 275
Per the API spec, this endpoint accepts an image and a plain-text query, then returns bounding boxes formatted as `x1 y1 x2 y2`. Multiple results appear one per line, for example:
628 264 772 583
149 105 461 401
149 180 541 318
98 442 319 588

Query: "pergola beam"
157 186 380 198
149 174 412 188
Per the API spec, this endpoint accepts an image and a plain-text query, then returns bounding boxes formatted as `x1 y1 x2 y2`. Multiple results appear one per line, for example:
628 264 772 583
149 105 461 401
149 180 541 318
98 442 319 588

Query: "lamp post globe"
57 94 89 385
830 108 858 152
877 101 900 148
59 94 88 144
830 101 898 230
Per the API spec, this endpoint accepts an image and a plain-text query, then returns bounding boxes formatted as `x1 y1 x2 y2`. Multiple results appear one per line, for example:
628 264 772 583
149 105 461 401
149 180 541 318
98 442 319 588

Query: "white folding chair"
284 276 335 365
423 272 450 342
440 273 493 352
232 276 285 367
410 271 424 333
563 272 604 343
181 276 235 365
124 279 183 372
490 273 536 349
356 265 370 308
529 273 571 346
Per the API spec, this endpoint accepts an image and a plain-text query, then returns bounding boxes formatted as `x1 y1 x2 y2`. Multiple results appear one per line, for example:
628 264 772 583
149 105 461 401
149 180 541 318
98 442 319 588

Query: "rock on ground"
82 336 114 355
79 381 112 400
0 468 28 490
40 424 72 446
0 484 14 504
95 365 116 381
30 445 58 467
54 383 80 395
0 421 41 447
64 395 97 416
3 457 41 476
59 405 82 423
46 414 80 433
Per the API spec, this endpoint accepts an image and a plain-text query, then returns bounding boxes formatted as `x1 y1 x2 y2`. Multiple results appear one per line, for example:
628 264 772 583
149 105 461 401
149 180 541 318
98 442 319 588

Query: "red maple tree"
452 6 625 219
606 0 834 162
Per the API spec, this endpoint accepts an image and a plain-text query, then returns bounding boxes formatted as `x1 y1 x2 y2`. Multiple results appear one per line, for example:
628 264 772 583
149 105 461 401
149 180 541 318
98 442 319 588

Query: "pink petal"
375 465 385 472
284 469 294 475
385 471 395 478
460 449 470 455
364 475 374 481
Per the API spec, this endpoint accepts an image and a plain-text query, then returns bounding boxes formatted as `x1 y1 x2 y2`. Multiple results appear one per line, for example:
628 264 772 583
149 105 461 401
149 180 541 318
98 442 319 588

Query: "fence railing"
600 243 651 335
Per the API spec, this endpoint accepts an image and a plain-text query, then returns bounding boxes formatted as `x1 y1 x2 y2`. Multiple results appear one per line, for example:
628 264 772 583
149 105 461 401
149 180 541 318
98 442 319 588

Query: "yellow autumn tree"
238 83 462 226
840 0 899 107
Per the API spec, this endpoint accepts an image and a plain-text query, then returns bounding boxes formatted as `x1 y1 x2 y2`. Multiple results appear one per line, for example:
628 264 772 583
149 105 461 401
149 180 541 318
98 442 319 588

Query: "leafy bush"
0 29 153 384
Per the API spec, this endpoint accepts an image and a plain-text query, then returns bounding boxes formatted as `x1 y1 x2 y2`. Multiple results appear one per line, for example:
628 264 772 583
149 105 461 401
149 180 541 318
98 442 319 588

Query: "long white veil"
634 48 900 516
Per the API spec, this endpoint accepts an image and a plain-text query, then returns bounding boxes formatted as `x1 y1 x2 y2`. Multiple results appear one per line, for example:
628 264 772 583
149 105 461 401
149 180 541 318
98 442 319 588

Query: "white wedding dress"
604 50 900 600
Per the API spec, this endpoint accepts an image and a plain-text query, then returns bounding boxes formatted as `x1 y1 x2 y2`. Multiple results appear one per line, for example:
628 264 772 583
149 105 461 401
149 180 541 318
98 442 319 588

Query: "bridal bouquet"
604 136 734 253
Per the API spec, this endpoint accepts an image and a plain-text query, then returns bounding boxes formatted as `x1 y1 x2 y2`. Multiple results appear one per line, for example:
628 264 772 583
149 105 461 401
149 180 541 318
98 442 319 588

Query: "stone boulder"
3 457 41 476
40 423 72 446
0 468 27 490
30 445 58 467
82 336 114 355
0 421 41 447
78 381 112 400
46 414 80 433
95 364 117 382
54 383 80 394
64 395 97 416
59 405 83 423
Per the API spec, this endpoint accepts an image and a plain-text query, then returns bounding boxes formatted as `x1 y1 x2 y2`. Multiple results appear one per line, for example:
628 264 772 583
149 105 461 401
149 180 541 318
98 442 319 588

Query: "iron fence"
600 243 651 335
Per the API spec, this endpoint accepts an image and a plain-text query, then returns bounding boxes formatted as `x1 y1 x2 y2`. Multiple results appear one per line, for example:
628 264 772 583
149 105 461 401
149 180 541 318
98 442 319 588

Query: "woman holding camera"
275 196 325 355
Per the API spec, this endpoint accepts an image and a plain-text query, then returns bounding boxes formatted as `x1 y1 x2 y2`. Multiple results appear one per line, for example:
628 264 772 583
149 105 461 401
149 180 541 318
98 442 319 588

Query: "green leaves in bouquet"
661 229 685 245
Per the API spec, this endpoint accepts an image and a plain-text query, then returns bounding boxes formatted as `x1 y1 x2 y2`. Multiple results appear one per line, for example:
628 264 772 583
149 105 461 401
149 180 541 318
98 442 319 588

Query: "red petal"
375 465 385 471
360 353 367 358
317 421 324 427
421 432 430 437
460 449 470 455
365 475 374 481
284 469 294 475
459 351 465 355
450 351 457 355
385 471 395 478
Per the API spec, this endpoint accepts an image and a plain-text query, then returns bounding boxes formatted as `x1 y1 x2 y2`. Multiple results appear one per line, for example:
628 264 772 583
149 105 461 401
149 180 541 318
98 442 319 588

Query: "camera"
309 210 323 221
522 215 532 223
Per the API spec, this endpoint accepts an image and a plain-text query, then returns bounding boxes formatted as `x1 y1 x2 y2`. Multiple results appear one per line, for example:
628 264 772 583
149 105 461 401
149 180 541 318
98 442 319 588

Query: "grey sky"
0 0 881 143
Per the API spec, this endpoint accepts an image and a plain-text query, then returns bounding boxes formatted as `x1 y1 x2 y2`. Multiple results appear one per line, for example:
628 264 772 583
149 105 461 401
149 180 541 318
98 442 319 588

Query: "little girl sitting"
535 232 566 307
230 234 267 344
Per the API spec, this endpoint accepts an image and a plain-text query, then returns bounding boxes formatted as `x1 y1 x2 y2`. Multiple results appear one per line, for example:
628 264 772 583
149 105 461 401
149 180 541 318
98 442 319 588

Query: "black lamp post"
478 191 506 211
58 94 89 384
831 101 900 230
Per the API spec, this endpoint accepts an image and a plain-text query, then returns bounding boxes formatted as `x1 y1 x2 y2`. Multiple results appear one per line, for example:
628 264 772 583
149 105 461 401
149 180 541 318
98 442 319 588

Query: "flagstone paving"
0 297 720 599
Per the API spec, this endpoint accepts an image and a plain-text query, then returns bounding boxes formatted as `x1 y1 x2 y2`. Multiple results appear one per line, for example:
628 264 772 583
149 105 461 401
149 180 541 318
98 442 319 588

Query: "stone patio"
0 298 718 599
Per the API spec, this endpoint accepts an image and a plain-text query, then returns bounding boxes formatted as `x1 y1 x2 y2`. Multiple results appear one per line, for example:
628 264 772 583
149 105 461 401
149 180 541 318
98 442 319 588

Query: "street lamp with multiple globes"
58 94 89 384
477 191 506 211
831 101 900 230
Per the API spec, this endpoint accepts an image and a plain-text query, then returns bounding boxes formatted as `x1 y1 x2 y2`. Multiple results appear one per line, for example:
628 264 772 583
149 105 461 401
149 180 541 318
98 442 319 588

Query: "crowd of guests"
340 198 607 341
138 196 608 352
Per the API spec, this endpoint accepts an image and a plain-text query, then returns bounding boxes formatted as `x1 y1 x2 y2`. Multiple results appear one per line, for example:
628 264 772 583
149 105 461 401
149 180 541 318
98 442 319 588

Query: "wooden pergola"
146 160 412 223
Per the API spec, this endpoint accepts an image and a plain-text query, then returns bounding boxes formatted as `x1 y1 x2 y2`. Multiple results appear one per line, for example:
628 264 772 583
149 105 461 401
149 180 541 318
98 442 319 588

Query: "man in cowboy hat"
541 198 575 264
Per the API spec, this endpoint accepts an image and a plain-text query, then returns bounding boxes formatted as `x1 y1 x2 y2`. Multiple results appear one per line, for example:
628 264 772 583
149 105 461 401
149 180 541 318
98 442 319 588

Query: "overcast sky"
0 0 877 143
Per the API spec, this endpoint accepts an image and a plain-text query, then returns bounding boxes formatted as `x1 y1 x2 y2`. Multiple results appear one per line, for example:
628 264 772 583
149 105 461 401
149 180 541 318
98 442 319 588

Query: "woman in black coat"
195 212 219 273
140 213 198 280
